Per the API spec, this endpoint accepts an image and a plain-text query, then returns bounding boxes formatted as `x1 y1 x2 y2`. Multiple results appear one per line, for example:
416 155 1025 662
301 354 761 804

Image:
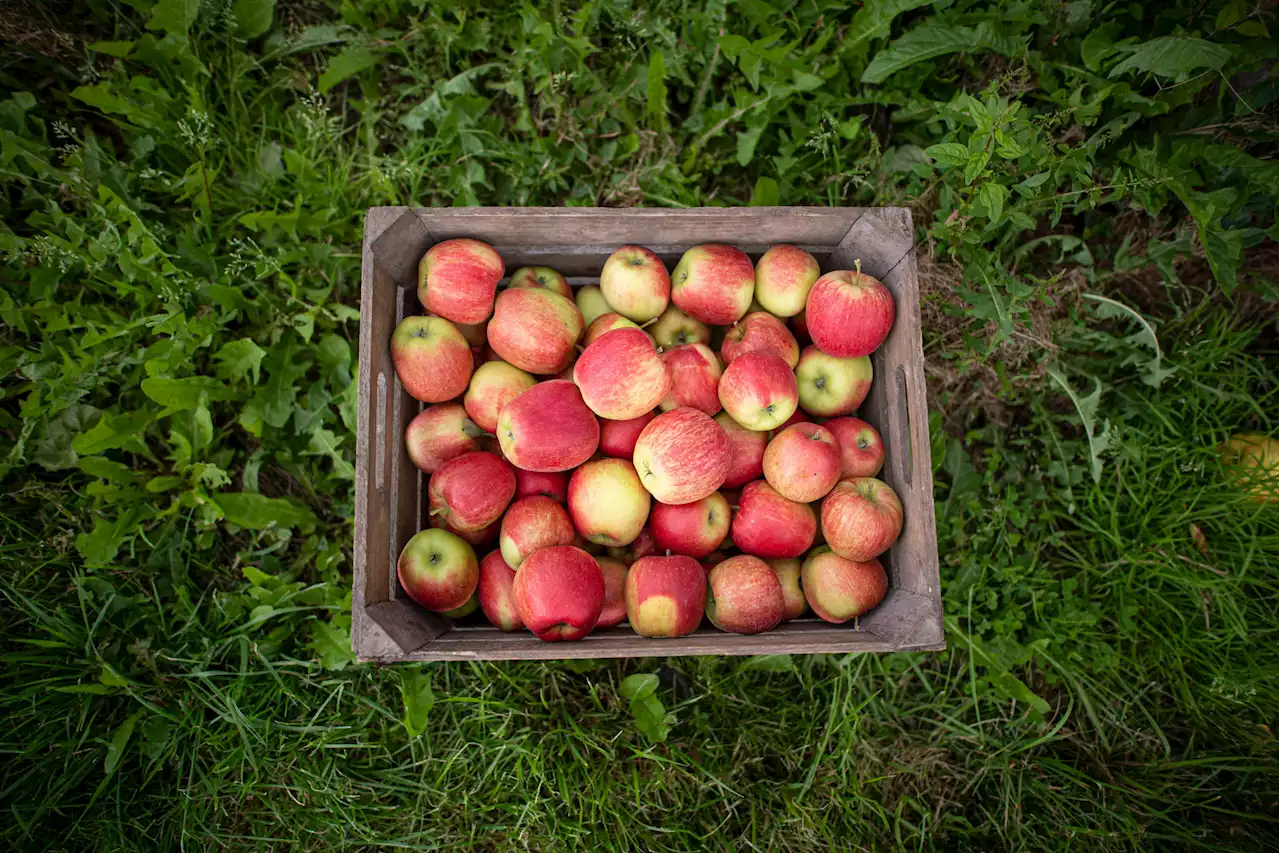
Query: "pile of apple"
391 238 903 642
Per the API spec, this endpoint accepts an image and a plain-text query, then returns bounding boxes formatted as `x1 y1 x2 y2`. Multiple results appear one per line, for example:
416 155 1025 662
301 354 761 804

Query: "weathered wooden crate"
353 207 943 662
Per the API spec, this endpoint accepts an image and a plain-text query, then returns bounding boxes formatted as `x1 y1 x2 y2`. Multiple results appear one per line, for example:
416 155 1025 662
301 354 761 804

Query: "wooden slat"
485 244 834 277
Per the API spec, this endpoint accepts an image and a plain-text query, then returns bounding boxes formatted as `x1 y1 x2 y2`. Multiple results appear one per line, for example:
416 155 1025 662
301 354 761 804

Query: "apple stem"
729 505 740 511
854 258 862 277
429 507 450 517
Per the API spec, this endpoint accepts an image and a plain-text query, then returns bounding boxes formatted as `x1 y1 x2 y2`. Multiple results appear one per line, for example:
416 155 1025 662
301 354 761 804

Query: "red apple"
600 244 671 322
568 458 651 547
418 238 504 325
763 423 841 503
599 412 656 458
456 320 489 347
508 265 572 299
717 352 799 431
699 551 728 574
512 545 605 641
754 244 820 317
650 305 711 349
608 525 657 565
583 311 640 346
596 557 629 629
431 514 498 546
671 244 754 325
428 451 516 532
463 360 536 434
575 285 612 326
391 315 473 403
477 549 523 631
801 551 888 623
650 492 731 559
714 412 767 488
397 528 479 613
795 346 872 417
806 269 895 357
768 559 807 621
625 555 706 638
514 469 569 503
721 312 800 368
821 477 903 561
825 417 885 479
487 287 584 375
791 307 811 346
574 327 671 420
705 555 784 634
659 343 722 415
405 403 484 474
497 380 599 472
499 495 576 569
731 480 816 559
632 408 730 505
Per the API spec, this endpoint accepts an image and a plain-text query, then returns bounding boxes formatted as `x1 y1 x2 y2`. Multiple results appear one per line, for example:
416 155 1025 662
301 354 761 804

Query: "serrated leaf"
214 339 267 385
76 509 144 567
400 670 435 737
211 492 318 533
646 50 668 132
946 618 1050 718
35 403 102 469
309 616 355 671
233 0 274 39
1109 37 1233 82
1199 224 1244 295
104 710 144 777
1083 293 1170 388
925 142 969 167
141 377 235 410
619 673 659 701
318 45 379 93
863 23 1026 84
147 0 200 34
1047 367 1112 482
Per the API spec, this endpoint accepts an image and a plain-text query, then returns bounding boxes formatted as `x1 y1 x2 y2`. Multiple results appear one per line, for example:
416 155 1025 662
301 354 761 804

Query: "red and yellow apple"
650 305 711 349
405 403 484 474
514 468 569 503
754 244 820 317
574 327 671 420
428 451 516 532
821 477 903 561
397 528 479 613
671 244 755 325
625 555 707 638
463 360 536 433
650 491 731 559
806 269 895 357
508 265 573 299
583 311 640 345
714 412 767 488
596 557 630 629
768 558 807 621
660 343 722 415
705 555 784 634
795 346 872 417
763 422 841 503
717 352 799 431
607 525 658 565
825 417 885 479
801 551 888 623
418 238 504 325
567 458 651 547
721 311 800 368
499 495 576 569
599 412 656 458
730 480 816 559
391 315 473 403
487 287 583 374
600 244 671 322
632 408 730 505
512 545 605 641
477 549 523 631
496 380 599 472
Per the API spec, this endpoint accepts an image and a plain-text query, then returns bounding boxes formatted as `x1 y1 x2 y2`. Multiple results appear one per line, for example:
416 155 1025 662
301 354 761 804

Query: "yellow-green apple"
768 558 807 621
821 477 903 561
650 305 711 349
721 312 800 368
705 555 784 634
807 269 895 357
607 525 657 565
795 346 872 417
600 412 656 459
825 417 885 478
574 327 671 420
596 557 629 628
463 360 536 433
583 311 640 345
671 244 755 325
568 458 651 547
428 451 516 532
650 491 730 558
633 408 730 505
456 320 489 347
397 528 479 613
801 551 888 622
497 380 599 472
600 245 670 322
659 343 722 415
718 352 799 431
514 469 568 503
391 315 473 403
512 545 605 641
441 593 479 619
575 285 612 327
763 423 841 503
477 549 523 631
625 555 706 638
499 495 576 569
714 412 767 487
509 265 572 299
753 244 820 317
730 480 816 559
487 287 583 375
418 238 504 325
405 403 484 474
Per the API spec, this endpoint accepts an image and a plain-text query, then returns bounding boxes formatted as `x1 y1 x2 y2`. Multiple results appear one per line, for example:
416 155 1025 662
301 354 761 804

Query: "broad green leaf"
104 710 144 777
400 670 436 737
646 50 668 131
1199 224 1244 295
741 654 796 673
141 377 235 410
631 694 671 743
750 176 779 207
212 492 319 533
309 617 355 671
975 182 1007 222
925 142 968 167
963 150 990 184
233 0 274 39
1109 37 1233 82
140 717 172 764
99 664 128 687
76 510 142 567
35 403 102 469
214 339 267 385
147 0 200 34
318 45 379 93
77 457 135 483
619 673 659 701
863 23 1026 84
842 0 934 55
88 41 135 57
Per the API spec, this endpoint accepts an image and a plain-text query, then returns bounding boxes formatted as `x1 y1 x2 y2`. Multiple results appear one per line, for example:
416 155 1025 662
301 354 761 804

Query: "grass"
0 0 1277 851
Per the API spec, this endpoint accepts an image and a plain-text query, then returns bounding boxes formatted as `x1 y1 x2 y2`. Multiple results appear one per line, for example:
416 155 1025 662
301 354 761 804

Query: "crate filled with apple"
354 208 942 661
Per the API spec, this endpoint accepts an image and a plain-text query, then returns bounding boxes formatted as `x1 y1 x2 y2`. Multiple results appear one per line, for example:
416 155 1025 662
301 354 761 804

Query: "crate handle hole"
894 365 912 488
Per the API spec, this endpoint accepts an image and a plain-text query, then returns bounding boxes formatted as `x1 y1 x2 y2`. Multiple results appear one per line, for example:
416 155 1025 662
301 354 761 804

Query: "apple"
514 469 569 503
508 265 573 299
806 269 896 357
717 352 799 431
431 514 498 546
650 491 731 558
456 320 489 347
608 525 657 565
771 409 808 437
599 244 671 322
583 312 640 346
825 417 885 479
801 551 888 623
417 238 504 325
499 495 576 569
714 412 767 488
568 458 651 547
768 559 807 621
405 403 484 474
599 412 656 458
671 244 755 325
705 555 784 634
730 480 816 559
754 244 820 317
428 451 516 533
821 477 903 561
463 360 536 433
763 423 841 503
512 545 605 641
659 343 722 415
397 528 479 613
721 312 800 368
632 407 730 505
791 307 811 346
497 380 599 472
575 285 612 327
487 287 583 375
574 327 671 420
795 346 872 417
596 557 630 629
390 315 473 403
477 549 523 631
625 555 706 638
440 592 479 619
1222 433 1279 503
699 551 728 574
650 305 711 349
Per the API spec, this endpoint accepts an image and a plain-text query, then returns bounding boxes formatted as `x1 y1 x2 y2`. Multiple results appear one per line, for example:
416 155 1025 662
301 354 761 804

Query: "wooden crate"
353 207 943 662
